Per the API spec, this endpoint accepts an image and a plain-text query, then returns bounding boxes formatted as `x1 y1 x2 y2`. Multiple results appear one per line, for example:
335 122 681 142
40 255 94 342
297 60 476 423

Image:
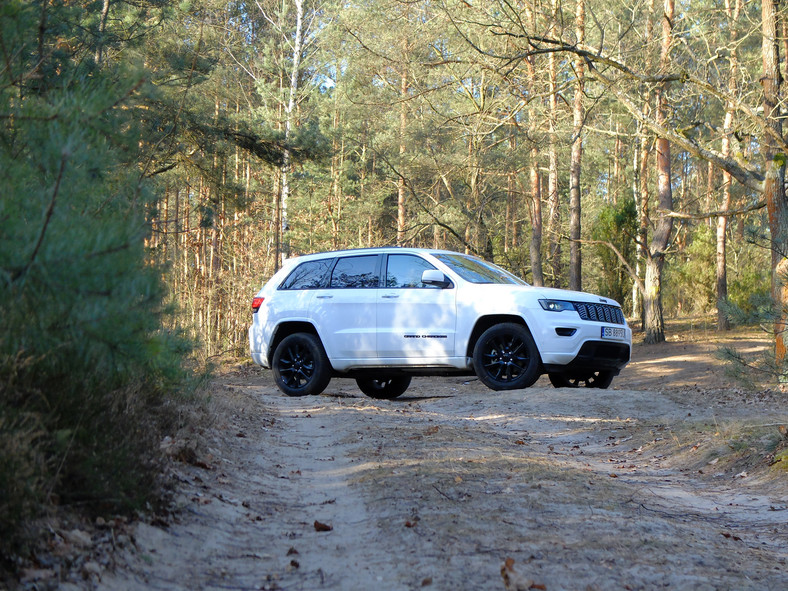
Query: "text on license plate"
601 326 626 340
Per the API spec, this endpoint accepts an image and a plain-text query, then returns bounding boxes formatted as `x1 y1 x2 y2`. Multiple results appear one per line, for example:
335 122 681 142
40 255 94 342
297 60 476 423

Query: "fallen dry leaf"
501 557 546 591
314 520 333 532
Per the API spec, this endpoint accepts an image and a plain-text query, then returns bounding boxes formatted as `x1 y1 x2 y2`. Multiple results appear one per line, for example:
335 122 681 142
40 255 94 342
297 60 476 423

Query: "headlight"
539 299 575 312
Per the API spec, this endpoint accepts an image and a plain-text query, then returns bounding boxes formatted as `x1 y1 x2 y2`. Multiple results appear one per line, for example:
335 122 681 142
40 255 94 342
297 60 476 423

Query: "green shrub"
0 0 193 555
590 198 637 307
0 411 46 546
669 224 716 315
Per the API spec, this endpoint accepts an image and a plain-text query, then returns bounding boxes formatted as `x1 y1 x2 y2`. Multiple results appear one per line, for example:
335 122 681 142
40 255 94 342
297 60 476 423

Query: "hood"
528 285 623 307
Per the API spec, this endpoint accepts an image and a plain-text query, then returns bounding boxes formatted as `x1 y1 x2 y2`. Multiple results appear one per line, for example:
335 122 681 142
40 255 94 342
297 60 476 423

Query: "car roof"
287 247 468 262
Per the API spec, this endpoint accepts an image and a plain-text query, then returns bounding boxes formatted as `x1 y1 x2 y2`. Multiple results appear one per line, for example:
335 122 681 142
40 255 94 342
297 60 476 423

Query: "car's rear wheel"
356 376 412 399
548 370 615 389
473 323 541 391
272 333 331 396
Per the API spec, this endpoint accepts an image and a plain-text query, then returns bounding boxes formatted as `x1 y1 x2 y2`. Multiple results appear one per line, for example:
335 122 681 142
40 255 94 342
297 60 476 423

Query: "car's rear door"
310 254 381 360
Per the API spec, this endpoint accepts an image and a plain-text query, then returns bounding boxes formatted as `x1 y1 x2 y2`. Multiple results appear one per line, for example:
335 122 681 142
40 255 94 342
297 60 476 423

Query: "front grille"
572 302 626 325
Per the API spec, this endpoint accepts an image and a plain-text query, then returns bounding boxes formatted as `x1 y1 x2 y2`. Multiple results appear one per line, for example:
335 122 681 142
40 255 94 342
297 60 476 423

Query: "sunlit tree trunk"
397 64 408 245
569 0 585 292
632 0 656 329
643 0 675 345
762 0 788 366
529 149 544 286
280 0 305 264
631 131 641 319
506 129 518 253
547 0 561 287
95 0 111 65
524 4 543 287
717 0 742 332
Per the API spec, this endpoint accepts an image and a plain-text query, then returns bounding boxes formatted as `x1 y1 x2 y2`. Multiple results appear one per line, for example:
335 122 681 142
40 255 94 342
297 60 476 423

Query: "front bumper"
542 340 630 374
532 314 632 373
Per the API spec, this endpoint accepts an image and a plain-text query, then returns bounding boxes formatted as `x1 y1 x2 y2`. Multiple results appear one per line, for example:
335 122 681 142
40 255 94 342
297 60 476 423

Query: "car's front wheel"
356 376 412 399
272 333 331 396
548 370 615 389
472 323 541 391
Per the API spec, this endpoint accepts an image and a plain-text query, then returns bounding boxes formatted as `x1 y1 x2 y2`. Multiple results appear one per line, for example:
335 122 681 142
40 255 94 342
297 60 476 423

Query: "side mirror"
422 269 451 288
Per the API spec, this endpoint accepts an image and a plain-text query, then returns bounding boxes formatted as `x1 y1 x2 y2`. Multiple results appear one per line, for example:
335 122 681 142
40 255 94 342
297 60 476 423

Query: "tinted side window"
330 255 379 288
280 260 332 290
386 255 438 288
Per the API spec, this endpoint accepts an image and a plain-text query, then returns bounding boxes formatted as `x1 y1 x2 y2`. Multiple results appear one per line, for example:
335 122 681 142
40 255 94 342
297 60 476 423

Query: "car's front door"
310 254 380 360
376 254 456 360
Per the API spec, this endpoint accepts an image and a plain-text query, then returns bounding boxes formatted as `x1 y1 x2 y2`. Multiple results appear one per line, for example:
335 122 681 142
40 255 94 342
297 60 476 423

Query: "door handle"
381 295 399 299
316 295 333 299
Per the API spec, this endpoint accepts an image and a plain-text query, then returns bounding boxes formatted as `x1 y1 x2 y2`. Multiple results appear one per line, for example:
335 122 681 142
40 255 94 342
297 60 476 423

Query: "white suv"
249 248 631 398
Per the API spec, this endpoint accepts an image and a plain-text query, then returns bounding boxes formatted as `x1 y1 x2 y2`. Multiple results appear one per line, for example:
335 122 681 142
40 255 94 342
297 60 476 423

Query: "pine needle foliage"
0 0 192 553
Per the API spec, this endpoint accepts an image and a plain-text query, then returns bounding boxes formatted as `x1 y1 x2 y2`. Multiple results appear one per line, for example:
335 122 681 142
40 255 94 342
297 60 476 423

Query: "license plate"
601 326 626 340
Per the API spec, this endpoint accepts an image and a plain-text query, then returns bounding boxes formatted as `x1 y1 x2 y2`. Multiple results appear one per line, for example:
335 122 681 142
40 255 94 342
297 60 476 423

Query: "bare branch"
21 149 68 281
659 199 766 220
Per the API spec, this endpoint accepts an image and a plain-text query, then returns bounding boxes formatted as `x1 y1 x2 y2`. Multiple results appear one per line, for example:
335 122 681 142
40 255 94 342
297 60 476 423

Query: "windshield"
433 253 528 285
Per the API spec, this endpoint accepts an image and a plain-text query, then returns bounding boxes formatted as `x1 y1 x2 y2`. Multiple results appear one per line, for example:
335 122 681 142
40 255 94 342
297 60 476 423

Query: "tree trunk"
717 0 742 332
547 0 561 287
631 131 641 320
717 158 731 331
762 0 788 366
706 161 714 230
644 255 665 343
280 0 305 263
523 3 543 287
397 66 408 245
569 0 585 292
643 0 675 345
529 148 544 287
632 0 656 328
95 0 111 65
613 122 622 205
506 130 517 252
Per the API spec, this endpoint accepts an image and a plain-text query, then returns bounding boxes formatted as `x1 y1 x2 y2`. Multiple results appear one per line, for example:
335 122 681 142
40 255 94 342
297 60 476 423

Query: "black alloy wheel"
356 376 412 399
272 333 332 396
472 323 541 391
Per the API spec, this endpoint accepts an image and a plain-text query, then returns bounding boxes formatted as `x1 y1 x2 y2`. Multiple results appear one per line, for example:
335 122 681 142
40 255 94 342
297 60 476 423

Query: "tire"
472 323 541 391
272 333 332 396
548 370 615 389
356 376 412 399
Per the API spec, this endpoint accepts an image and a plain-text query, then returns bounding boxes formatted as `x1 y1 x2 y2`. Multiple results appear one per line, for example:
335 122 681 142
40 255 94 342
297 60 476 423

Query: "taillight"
252 297 264 313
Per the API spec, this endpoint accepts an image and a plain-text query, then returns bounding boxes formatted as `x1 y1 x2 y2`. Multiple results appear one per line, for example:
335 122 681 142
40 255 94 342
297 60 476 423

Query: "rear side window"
330 255 379 288
280 260 332 290
386 254 439 288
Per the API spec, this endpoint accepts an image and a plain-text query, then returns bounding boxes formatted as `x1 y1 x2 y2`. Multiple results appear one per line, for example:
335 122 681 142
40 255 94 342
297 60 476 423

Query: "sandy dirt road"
96 330 788 591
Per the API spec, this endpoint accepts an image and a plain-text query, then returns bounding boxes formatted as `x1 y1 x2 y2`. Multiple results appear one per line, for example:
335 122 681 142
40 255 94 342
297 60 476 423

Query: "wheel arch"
269 321 323 366
465 315 532 359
